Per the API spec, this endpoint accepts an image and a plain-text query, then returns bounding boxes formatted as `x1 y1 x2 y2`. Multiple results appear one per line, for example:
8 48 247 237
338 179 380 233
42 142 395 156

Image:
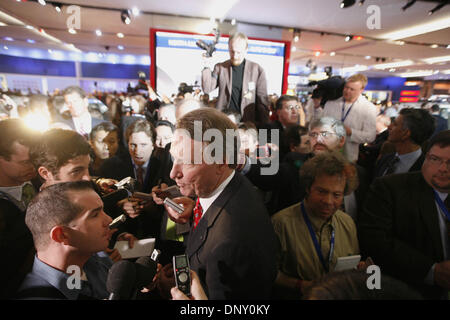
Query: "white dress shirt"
198 170 235 220
323 95 377 162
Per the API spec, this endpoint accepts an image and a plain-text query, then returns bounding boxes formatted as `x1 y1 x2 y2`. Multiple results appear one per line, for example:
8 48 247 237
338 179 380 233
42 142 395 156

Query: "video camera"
196 28 221 58
308 76 345 106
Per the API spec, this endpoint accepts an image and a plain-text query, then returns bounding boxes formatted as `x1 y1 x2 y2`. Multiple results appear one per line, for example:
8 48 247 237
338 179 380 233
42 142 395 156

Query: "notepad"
334 255 361 271
114 238 155 259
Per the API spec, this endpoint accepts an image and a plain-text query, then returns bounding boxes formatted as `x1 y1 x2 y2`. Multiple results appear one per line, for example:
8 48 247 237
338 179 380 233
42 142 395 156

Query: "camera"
196 28 220 58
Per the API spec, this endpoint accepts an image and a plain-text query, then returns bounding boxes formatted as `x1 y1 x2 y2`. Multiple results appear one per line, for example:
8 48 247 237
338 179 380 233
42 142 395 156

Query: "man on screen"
201 32 270 128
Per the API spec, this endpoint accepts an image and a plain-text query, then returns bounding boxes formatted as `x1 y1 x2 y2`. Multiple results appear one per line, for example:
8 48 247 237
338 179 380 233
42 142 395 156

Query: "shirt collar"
199 170 235 214
434 189 448 201
302 201 335 232
0 181 33 203
396 148 422 161
32 255 81 300
132 158 150 170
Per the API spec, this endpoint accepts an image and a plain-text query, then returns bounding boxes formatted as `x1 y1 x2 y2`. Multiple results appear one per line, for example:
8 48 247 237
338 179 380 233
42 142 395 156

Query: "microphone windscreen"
106 260 136 299
135 256 158 288
102 188 129 207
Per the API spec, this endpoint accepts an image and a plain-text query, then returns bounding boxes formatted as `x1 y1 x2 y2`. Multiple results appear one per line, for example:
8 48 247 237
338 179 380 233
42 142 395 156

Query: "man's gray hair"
309 117 346 139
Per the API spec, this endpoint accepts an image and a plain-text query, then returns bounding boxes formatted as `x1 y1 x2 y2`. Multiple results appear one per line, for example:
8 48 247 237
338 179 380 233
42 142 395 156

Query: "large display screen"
150 29 289 98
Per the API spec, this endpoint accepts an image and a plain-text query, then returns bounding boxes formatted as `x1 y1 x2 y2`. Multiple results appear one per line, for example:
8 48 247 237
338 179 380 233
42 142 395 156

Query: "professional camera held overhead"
196 28 221 58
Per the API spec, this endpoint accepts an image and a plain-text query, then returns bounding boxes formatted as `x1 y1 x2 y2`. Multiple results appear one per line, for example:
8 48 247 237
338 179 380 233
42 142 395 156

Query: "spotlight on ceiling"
53 2 62 13
340 0 356 9
428 3 446 15
38 0 46 6
95 29 102 36
402 0 416 11
345 35 353 42
121 9 132 25
132 7 140 16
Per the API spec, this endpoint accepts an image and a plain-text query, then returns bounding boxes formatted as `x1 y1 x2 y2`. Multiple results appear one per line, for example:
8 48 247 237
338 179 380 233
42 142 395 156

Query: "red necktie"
192 198 203 230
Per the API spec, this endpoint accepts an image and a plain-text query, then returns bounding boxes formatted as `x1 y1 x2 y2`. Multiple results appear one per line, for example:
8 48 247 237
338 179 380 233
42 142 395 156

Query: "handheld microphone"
101 188 130 208
135 256 158 289
107 260 136 300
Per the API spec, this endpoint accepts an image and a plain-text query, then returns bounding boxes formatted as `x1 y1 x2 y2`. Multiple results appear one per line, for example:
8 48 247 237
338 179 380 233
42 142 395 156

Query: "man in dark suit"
201 32 270 127
431 104 448 137
373 108 435 180
99 118 173 241
161 107 278 299
60 86 104 138
0 119 38 299
358 130 450 299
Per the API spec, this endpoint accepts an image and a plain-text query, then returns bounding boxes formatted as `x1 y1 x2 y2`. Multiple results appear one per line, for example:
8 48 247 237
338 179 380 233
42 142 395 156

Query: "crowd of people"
0 31 449 301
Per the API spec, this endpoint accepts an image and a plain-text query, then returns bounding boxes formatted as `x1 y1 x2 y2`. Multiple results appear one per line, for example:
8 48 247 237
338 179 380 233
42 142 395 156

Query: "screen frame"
149 28 291 96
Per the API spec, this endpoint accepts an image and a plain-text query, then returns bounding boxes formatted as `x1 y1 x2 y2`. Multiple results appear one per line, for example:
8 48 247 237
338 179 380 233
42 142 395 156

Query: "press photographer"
201 32 270 128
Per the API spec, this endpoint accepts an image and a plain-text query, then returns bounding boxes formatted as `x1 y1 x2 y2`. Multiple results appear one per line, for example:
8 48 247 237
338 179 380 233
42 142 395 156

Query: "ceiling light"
330 52 336 56
314 51 321 57
95 29 102 36
341 65 368 73
26 39 35 44
373 60 414 70
53 2 62 12
422 55 450 64
294 35 299 42
26 25 34 30
402 0 416 11
118 45 124 50
121 9 132 25
117 32 124 38
398 70 433 78
132 7 140 16
365 55 371 59
378 17 450 41
4 37 14 41
447 45 450 49
38 0 46 6
340 0 356 9
430 44 438 48
68 28 77 34
345 35 353 42
389 68 396 72
231 19 236 25
429 3 446 15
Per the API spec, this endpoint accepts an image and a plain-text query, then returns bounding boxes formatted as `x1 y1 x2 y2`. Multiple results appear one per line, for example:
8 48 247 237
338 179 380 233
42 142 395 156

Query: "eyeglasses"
284 105 301 111
426 154 450 169
308 131 336 139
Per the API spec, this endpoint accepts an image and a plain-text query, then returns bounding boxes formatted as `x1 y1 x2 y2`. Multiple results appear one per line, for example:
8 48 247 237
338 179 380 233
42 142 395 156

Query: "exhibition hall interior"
0 0 449 303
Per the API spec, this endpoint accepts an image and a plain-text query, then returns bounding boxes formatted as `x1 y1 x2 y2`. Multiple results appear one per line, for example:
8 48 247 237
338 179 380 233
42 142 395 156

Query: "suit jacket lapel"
225 60 232 100
241 60 250 113
186 173 241 258
410 152 425 172
417 174 444 261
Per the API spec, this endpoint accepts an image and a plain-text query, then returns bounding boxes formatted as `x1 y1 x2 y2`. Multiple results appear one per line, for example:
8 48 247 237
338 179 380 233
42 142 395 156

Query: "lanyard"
433 190 450 222
341 100 355 122
301 202 335 272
